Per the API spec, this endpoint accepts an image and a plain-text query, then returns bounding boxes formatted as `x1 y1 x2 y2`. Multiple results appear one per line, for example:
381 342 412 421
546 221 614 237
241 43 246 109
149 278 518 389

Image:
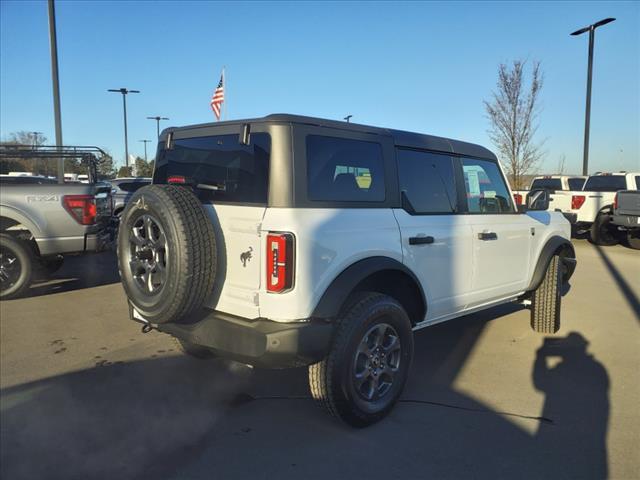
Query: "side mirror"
526 189 550 211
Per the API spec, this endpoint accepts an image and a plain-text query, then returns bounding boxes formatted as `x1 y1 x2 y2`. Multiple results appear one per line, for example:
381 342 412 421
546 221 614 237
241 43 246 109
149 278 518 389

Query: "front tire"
308 293 413 427
530 255 562 334
0 234 34 300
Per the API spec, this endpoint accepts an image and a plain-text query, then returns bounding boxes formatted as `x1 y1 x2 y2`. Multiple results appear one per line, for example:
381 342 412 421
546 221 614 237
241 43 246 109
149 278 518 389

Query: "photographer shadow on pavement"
532 331 609 479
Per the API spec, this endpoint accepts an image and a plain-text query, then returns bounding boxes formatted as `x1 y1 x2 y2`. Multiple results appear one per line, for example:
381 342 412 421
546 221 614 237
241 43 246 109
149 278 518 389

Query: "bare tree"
484 60 545 189
5 131 48 147
557 154 567 175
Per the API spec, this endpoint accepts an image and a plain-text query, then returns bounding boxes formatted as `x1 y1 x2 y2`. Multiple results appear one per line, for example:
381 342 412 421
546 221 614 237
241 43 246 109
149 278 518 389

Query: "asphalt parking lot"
0 239 638 480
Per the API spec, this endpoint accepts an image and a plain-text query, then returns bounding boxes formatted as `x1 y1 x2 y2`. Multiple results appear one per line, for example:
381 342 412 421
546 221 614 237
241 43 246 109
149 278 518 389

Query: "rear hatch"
616 191 640 216
153 130 271 318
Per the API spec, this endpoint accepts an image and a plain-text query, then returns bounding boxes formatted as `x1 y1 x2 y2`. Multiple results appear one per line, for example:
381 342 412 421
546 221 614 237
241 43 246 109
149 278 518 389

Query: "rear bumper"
131 305 333 368
611 214 639 229
36 229 111 256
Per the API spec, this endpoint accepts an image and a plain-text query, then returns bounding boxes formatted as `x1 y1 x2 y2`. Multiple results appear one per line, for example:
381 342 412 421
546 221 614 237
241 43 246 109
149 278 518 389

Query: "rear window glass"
154 133 270 204
568 178 585 190
117 181 150 193
531 178 562 191
306 135 385 202
583 175 626 192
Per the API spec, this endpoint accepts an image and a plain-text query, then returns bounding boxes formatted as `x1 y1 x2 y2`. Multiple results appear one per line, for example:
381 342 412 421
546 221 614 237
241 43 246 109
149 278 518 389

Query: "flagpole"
223 66 227 121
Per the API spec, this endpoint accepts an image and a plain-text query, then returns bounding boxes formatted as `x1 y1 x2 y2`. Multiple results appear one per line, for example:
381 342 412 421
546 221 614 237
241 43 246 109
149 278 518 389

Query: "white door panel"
465 214 533 306
394 210 473 321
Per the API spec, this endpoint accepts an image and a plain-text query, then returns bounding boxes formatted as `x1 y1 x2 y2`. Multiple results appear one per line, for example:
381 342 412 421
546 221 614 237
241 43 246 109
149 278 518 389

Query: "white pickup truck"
512 175 586 208
562 172 640 245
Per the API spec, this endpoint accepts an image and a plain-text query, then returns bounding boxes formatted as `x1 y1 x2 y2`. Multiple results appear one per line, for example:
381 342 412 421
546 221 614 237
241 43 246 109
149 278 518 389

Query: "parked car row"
513 172 640 248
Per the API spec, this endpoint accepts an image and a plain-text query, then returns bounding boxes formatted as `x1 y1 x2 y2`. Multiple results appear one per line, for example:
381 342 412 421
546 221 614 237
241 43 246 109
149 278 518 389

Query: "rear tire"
590 213 618 246
308 292 413 427
172 337 216 359
0 234 33 300
530 255 562 334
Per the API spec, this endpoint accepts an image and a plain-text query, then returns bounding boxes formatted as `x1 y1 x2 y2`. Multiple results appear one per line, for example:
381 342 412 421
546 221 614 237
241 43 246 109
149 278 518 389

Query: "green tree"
97 153 115 179
134 156 155 177
117 166 133 178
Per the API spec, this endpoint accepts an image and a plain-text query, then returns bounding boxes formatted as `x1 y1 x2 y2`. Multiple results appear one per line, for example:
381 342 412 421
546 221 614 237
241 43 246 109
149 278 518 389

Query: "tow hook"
141 323 155 334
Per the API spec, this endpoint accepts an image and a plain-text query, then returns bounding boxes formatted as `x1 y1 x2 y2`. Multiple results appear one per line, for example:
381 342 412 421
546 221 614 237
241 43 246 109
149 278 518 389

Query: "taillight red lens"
571 195 586 210
613 193 618 210
266 232 294 293
514 193 523 206
62 195 97 225
167 175 186 184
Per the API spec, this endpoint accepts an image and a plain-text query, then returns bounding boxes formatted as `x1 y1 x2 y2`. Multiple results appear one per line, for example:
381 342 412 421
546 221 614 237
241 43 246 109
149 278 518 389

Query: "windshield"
531 178 562 191
583 175 626 192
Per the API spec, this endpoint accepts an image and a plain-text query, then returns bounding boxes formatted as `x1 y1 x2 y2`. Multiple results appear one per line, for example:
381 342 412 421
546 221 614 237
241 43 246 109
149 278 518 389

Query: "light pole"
344 115 353 123
147 116 169 138
108 88 140 168
47 0 63 183
139 140 151 162
571 17 615 176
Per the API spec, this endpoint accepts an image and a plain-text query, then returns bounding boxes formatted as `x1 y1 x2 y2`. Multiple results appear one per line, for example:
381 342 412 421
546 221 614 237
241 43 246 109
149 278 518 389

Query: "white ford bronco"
117 115 576 427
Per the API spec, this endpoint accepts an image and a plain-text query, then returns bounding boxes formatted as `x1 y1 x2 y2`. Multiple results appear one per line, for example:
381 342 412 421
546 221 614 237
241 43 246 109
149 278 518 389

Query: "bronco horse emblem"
240 247 253 267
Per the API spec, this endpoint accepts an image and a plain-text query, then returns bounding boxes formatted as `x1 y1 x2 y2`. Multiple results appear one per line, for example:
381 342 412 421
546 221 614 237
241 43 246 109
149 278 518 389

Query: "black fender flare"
312 256 426 320
527 236 576 292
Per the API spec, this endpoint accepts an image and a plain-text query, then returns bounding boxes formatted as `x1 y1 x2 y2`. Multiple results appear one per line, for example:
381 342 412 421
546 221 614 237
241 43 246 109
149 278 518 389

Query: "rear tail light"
63 194 97 225
571 195 586 210
167 175 186 184
266 232 294 293
613 193 618 210
514 193 523 206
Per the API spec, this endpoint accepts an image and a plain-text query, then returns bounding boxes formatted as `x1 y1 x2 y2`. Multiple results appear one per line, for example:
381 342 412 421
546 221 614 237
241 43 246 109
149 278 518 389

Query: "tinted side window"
531 178 562 191
635 176 640 190
118 181 150 193
568 178 585 191
154 133 270 204
397 149 456 213
461 158 514 213
307 135 385 202
583 175 626 192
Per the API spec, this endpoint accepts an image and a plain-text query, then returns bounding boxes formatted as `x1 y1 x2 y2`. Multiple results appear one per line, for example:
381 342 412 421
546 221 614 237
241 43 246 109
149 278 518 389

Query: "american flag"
210 72 224 120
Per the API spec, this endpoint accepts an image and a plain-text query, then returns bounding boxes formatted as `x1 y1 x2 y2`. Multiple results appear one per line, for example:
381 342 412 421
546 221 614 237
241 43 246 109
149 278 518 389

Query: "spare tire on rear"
117 184 216 324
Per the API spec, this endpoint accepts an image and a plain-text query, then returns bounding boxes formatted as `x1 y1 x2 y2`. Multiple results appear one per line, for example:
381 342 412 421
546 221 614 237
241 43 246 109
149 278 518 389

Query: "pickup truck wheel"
530 255 562 334
118 185 217 324
626 231 640 250
308 292 413 427
172 337 216 359
590 213 618 246
0 234 33 300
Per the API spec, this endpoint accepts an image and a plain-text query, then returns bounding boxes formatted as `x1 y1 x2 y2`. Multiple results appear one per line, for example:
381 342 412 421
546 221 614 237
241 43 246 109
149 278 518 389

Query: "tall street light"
139 139 151 162
147 116 169 139
571 17 616 176
108 88 140 168
47 0 63 183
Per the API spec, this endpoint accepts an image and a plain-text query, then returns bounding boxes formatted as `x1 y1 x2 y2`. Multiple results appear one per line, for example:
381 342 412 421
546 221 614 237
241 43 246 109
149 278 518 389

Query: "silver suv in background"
110 177 152 218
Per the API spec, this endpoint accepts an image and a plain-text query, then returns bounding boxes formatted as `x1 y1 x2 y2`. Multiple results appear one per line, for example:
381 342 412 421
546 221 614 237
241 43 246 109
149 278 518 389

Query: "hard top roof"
162 114 496 160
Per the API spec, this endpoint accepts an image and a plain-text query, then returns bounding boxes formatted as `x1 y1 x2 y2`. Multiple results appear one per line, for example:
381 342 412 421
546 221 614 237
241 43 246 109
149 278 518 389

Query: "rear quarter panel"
259 208 402 322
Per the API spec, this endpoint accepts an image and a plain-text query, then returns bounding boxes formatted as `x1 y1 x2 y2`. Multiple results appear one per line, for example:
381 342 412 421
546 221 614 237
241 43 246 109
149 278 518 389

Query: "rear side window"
568 177 586 190
461 158 514 213
118 181 150 193
583 175 626 192
531 178 562 191
306 135 385 202
397 149 456 213
154 133 270 204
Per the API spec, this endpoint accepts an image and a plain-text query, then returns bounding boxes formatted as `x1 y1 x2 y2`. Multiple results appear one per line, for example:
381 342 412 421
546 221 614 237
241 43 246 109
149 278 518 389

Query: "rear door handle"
478 232 498 241
409 236 434 245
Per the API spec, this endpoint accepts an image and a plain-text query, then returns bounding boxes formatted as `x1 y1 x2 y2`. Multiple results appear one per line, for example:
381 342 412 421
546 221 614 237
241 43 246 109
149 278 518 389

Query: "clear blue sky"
1 0 639 173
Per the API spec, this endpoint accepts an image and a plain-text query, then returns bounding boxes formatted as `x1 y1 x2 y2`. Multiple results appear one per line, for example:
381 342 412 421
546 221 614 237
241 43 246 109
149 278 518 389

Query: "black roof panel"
164 114 496 160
